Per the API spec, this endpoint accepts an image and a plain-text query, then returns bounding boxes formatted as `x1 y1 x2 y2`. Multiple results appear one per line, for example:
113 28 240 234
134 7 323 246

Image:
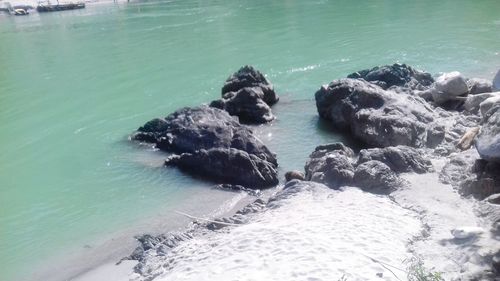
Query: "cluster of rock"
210 65 279 124
302 143 432 194
132 66 279 189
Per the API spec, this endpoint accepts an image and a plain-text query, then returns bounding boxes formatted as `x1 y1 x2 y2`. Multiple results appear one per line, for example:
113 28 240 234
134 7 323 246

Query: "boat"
14 8 29 15
36 1 85 12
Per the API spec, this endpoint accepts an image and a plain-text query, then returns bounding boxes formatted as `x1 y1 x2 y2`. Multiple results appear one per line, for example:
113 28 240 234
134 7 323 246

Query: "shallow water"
0 0 499 280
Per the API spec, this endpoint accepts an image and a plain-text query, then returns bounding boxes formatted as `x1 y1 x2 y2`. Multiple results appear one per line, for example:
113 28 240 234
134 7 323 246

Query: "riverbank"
71 64 500 281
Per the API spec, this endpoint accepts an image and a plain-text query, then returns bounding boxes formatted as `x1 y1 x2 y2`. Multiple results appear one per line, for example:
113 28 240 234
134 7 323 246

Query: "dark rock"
304 142 355 189
467 78 493 95
132 106 276 165
284 170 305 182
315 78 436 148
210 87 274 124
353 160 404 193
165 148 278 189
476 107 500 162
347 63 434 90
222 65 279 106
357 146 433 174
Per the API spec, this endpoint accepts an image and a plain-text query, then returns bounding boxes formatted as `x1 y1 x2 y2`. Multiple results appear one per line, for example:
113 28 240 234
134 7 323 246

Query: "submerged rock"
133 106 276 165
133 106 278 188
221 65 279 106
476 107 500 162
357 146 433 174
210 87 275 124
165 148 279 188
315 78 436 148
347 63 434 90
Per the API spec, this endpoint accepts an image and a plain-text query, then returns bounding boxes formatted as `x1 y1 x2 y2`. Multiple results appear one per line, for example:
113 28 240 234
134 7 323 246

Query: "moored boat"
36 2 85 12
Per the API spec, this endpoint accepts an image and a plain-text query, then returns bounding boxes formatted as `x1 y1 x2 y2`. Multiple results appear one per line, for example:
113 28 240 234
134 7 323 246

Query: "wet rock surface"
165 148 279 188
221 65 279 106
210 87 275 124
315 78 436 148
347 63 434 90
133 106 278 188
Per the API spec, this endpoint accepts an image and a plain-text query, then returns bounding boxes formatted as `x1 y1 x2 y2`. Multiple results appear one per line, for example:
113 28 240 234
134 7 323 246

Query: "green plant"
405 257 444 281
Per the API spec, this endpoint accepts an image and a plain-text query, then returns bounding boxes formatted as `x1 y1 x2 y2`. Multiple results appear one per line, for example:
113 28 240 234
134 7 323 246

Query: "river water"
0 0 499 280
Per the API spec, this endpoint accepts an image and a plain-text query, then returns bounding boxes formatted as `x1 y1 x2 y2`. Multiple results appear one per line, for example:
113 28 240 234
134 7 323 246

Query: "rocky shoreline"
128 64 500 280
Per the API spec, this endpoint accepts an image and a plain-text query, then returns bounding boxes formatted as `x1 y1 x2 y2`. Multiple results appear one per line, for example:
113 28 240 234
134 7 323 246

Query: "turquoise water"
0 0 499 280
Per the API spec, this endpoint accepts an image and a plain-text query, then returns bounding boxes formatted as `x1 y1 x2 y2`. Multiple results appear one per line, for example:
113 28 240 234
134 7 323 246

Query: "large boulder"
132 106 276 165
476 107 500 162
357 146 433 174
132 106 279 188
165 148 278 188
304 143 407 193
304 143 356 189
431 72 468 105
315 78 437 148
210 87 274 124
467 78 493 95
221 65 279 106
353 160 404 194
347 63 434 90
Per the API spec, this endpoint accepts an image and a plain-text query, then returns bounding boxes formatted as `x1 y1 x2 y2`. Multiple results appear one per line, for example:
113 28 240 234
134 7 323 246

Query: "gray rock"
165 148 278 189
304 143 356 189
479 95 500 118
463 92 500 114
211 87 274 124
132 106 277 165
133 106 279 188
353 160 404 194
440 149 500 199
434 71 469 97
494 69 500 91
357 146 433 174
467 78 493 95
347 63 434 90
476 107 500 162
222 65 279 106
315 78 436 148
284 170 305 182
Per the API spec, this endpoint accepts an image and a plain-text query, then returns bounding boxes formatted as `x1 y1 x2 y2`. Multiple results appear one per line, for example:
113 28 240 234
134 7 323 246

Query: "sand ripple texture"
150 186 421 281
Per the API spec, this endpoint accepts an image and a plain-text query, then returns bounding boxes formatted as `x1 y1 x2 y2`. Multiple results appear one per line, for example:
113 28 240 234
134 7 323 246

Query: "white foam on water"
147 186 421 281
